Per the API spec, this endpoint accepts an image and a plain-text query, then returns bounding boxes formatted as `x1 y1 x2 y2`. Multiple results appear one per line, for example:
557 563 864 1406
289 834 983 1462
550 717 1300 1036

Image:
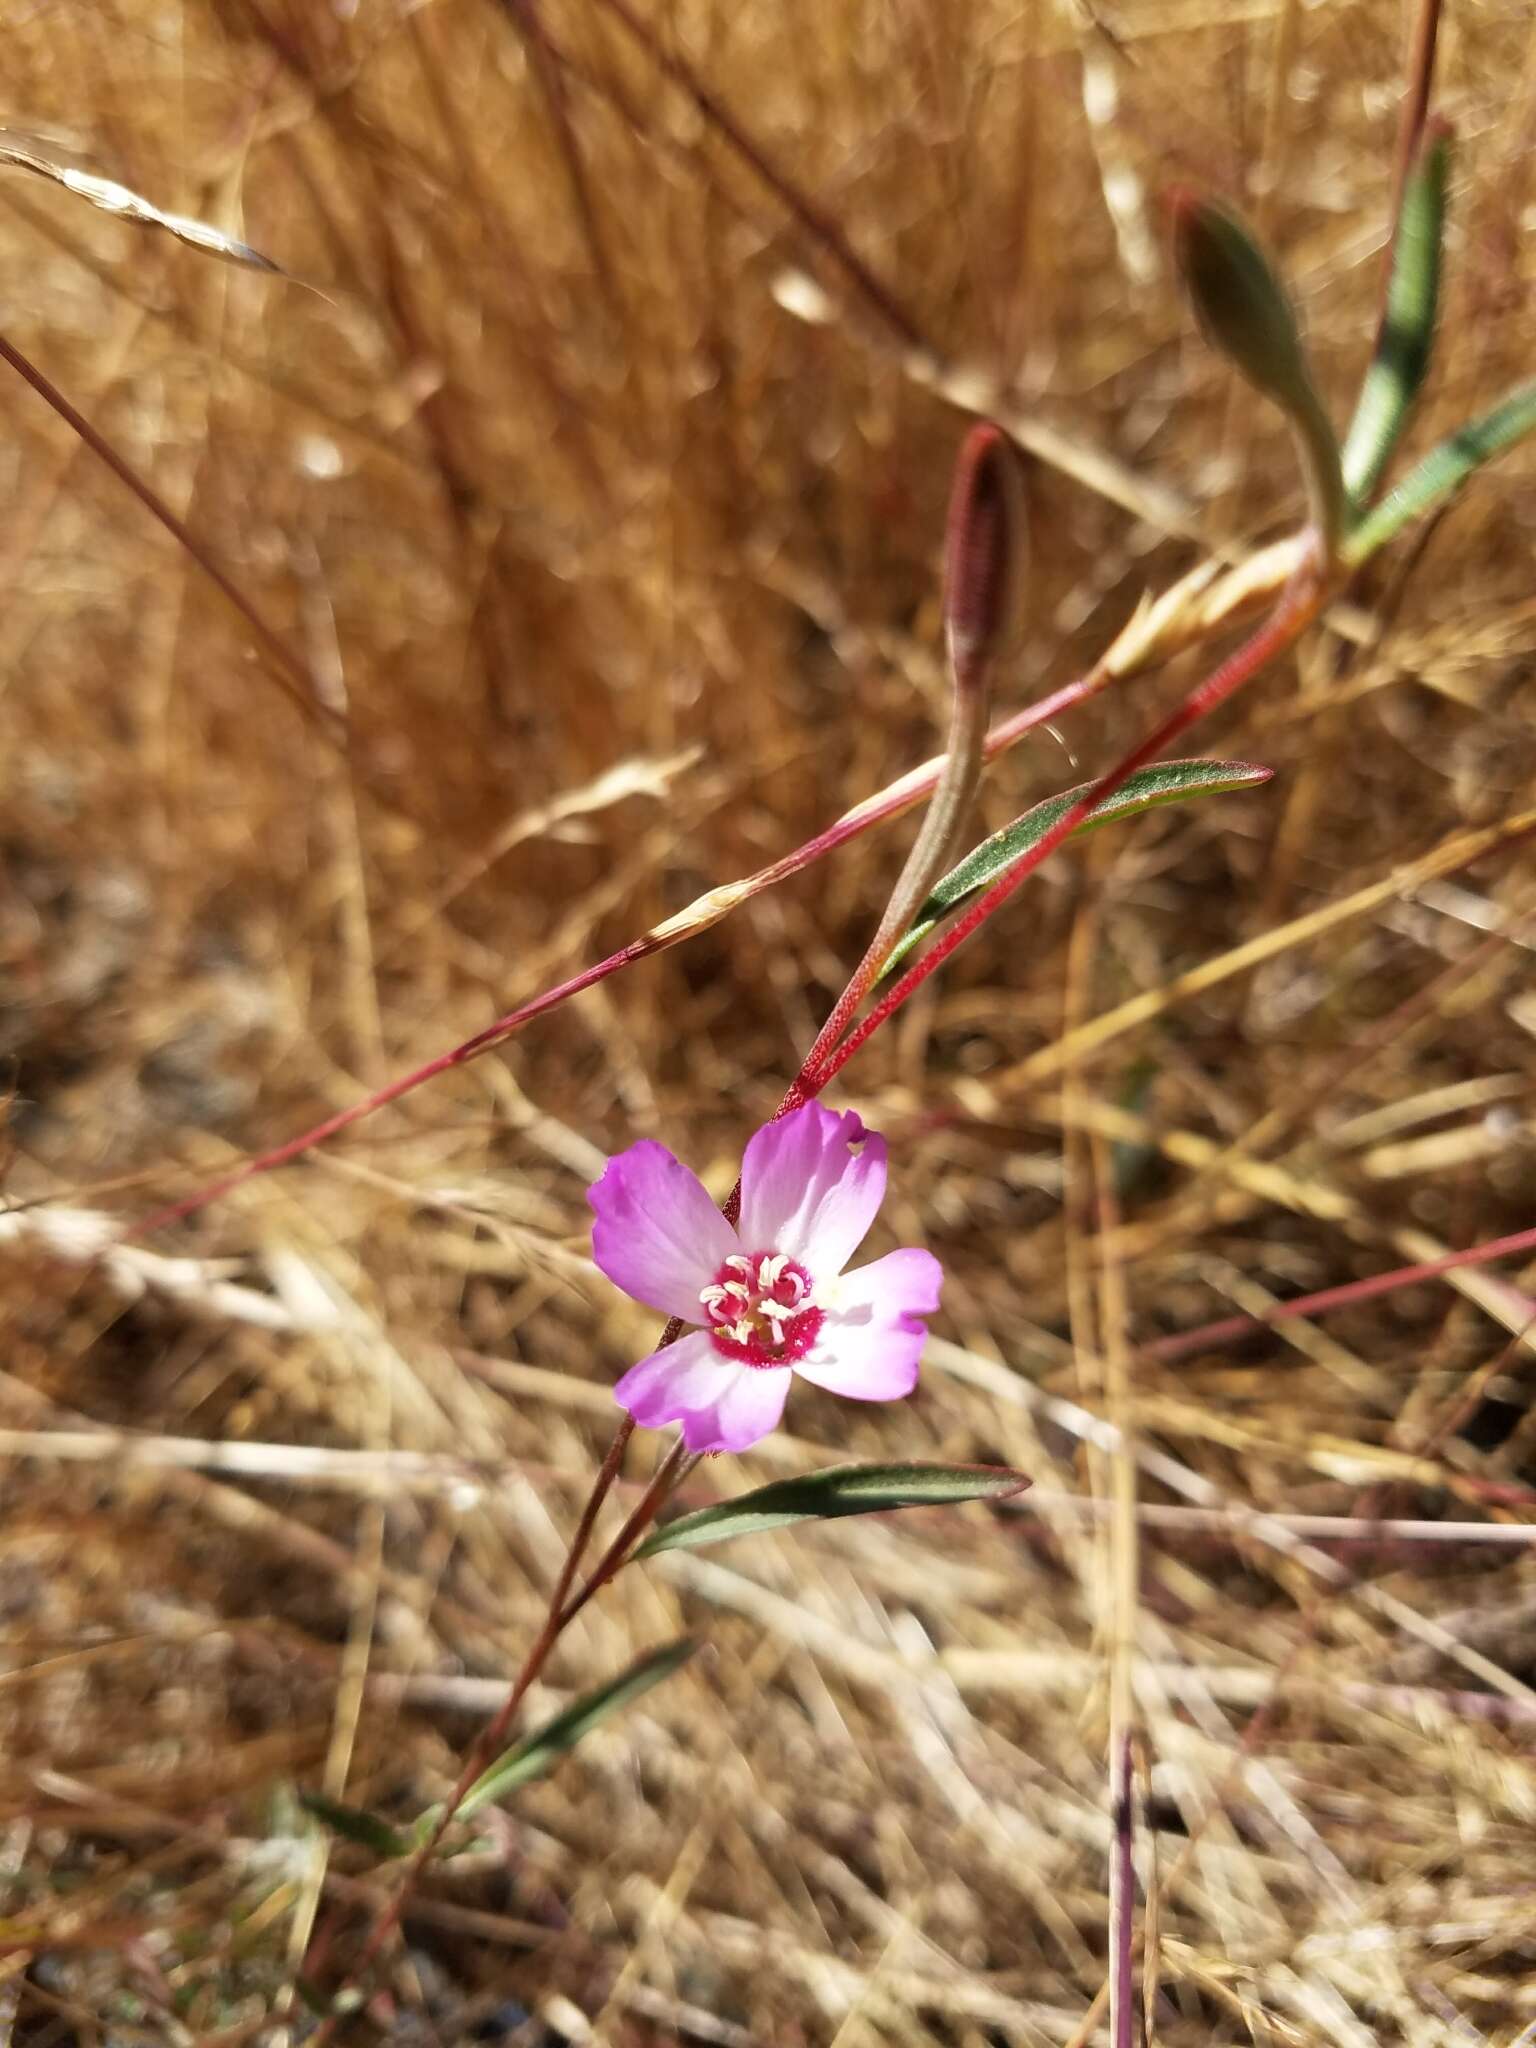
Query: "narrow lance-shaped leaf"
299 1791 412 1860
880 758 1273 981
1170 191 1346 553
453 1638 698 1822
299 1791 500 1866
636 1462 1029 1558
1341 122 1452 508
1343 378 1536 567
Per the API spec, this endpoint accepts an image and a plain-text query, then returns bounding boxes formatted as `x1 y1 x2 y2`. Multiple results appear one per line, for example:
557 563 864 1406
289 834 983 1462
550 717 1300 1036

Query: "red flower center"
698 1251 824 1368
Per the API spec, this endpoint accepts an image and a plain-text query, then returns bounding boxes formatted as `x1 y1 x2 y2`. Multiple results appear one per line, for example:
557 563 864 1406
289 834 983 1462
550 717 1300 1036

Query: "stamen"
697 1249 825 1368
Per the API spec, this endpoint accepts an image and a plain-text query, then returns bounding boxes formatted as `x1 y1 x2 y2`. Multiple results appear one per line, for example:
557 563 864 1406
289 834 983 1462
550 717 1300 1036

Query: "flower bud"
1170 189 1345 553
1170 191 1308 405
943 424 1025 685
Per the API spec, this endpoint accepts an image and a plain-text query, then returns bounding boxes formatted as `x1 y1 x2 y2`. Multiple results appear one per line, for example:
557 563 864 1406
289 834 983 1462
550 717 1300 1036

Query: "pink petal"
589 1140 739 1321
794 1248 942 1401
712 1364 794 1452
615 1331 790 1453
736 1103 887 1280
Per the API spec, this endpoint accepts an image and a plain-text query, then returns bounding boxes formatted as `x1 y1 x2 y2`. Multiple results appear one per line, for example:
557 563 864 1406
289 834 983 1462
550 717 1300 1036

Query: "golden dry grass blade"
3 2 1536 2041
0 129 294 277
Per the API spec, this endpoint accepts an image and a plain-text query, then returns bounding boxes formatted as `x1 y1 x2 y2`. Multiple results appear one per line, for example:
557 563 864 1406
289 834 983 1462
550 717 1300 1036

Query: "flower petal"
615 1331 790 1453
589 1140 738 1320
736 1103 887 1280
712 1364 794 1452
614 1331 730 1436
794 1248 942 1401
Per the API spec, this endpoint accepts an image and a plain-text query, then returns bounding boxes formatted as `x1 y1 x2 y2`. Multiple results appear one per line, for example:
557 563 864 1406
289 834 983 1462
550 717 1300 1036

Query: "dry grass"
1 1 1535 2042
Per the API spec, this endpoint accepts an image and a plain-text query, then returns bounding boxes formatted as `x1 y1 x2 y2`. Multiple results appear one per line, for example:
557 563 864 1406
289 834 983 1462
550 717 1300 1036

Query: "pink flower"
588 1103 942 1453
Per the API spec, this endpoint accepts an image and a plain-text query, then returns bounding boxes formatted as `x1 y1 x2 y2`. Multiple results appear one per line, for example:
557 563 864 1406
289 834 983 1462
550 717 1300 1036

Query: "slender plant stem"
304 550 1326 2035
586 0 924 350
306 1418 634 2035
1108 1729 1137 2048
0 328 342 745
303 550 1316 2035
305 1419 701 2034
556 1443 699 1629
121 661 1112 1243
1088 1123 1141 2048
548 1417 635 1612
1142 1220 1536 1363
796 651 992 1086
309 1619 558 2037
789 570 1326 1106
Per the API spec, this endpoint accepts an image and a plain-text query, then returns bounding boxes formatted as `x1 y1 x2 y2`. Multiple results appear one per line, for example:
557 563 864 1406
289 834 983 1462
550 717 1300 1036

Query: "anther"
697 1248 825 1367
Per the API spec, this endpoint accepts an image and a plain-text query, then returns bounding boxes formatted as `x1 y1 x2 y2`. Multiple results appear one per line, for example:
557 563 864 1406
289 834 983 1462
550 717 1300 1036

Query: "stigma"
698 1250 825 1367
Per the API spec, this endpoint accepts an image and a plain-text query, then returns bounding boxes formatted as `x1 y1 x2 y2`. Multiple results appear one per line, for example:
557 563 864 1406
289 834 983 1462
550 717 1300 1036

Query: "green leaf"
411 1802 446 1846
1171 192 1345 550
299 1791 411 1859
1342 124 1451 508
880 758 1273 980
1343 378 1536 566
454 1639 698 1822
636 1461 1029 1557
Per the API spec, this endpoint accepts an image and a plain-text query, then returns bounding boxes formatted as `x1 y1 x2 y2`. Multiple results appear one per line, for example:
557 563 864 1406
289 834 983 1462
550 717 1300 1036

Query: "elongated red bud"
944 424 1025 685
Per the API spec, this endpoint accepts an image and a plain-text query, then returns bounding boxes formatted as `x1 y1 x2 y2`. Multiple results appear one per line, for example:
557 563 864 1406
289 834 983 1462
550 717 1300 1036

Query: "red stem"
0 328 341 746
1143 1223 1536 1364
305 1417 637 2037
789 574 1324 1106
555 1441 695 1630
123 666 1110 1241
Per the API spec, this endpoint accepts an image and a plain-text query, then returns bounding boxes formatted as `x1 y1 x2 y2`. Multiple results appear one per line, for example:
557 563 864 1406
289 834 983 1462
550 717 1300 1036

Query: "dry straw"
2 1 1536 2043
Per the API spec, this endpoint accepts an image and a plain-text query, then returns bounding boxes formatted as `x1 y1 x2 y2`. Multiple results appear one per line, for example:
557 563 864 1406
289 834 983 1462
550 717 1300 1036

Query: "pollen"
698 1250 823 1367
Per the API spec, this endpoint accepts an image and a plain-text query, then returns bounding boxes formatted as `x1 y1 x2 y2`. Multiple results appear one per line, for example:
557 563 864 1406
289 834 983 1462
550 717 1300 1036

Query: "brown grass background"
2 1 1535 2042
